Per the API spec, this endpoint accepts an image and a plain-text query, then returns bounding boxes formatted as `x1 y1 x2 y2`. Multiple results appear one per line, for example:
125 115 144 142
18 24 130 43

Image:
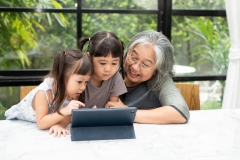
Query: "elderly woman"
106 30 190 124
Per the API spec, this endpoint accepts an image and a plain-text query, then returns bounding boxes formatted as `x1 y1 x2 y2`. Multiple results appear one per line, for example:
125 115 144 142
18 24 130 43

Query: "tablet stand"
71 125 135 141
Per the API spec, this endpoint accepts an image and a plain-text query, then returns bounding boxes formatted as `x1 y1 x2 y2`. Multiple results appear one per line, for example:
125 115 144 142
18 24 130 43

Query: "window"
0 0 228 119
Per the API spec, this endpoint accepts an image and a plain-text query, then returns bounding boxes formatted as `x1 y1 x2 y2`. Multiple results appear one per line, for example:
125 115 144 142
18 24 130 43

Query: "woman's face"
124 44 156 87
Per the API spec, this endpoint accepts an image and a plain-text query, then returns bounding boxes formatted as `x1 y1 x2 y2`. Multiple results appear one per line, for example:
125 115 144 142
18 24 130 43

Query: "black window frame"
0 0 227 86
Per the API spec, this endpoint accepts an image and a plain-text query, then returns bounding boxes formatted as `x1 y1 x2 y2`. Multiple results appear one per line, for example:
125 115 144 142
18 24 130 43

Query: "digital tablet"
71 107 137 128
70 107 137 141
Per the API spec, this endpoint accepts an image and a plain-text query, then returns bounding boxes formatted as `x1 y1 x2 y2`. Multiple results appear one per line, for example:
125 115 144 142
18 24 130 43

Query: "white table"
1 109 240 160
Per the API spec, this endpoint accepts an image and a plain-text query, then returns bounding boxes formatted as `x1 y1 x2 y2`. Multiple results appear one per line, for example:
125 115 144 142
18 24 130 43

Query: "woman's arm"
156 77 190 123
134 106 186 124
105 100 186 123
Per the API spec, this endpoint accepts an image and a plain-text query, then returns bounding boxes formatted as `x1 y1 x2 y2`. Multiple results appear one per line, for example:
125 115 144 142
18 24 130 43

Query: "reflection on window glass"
172 0 225 10
0 12 76 70
82 13 157 48
171 16 229 75
0 87 20 120
196 80 225 110
82 0 158 10
0 0 76 8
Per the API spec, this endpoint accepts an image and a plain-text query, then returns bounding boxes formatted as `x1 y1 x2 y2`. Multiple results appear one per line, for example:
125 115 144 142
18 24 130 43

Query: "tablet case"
71 107 137 141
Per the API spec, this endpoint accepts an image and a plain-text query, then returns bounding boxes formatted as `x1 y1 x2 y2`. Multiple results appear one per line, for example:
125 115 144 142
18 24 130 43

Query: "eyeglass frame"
126 53 155 71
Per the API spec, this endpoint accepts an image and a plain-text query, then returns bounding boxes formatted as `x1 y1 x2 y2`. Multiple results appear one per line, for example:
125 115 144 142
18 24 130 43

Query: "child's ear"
87 52 94 63
87 52 91 59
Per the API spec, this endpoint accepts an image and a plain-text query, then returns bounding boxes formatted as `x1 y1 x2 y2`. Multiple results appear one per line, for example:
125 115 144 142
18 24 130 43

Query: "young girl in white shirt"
5 48 93 137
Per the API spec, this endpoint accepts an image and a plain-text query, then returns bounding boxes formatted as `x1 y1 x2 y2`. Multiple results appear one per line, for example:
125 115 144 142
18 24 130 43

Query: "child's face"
66 74 91 100
91 53 120 81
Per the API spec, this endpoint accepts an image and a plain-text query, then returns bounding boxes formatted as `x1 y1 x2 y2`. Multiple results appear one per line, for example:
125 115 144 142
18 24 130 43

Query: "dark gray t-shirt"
120 82 161 109
84 72 127 108
120 77 190 121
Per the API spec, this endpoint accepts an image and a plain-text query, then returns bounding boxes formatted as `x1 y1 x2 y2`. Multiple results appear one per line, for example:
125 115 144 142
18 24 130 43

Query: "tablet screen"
71 107 137 127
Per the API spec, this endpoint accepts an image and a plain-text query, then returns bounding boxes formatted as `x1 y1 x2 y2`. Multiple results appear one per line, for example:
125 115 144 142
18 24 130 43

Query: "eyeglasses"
127 54 154 71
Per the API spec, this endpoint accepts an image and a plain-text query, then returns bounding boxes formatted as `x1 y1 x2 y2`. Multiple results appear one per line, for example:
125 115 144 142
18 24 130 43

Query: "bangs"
94 38 123 58
72 55 93 76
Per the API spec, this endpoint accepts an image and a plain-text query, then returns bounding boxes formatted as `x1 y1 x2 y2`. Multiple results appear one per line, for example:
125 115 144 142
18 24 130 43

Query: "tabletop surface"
1 109 240 160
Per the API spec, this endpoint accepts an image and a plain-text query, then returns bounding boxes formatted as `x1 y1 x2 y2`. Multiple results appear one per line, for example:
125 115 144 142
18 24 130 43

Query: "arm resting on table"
134 105 187 124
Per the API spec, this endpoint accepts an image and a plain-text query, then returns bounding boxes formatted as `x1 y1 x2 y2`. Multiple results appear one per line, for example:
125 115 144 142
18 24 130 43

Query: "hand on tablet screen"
60 100 85 116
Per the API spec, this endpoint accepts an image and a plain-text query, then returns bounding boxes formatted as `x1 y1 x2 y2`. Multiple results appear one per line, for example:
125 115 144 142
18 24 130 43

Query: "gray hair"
124 30 174 91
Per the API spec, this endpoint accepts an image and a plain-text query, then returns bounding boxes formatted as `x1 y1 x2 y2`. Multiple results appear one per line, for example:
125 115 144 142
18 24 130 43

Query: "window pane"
0 87 20 120
197 80 225 110
82 13 157 47
0 12 77 70
0 1 76 8
171 16 229 75
172 0 225 10
82 0 158 10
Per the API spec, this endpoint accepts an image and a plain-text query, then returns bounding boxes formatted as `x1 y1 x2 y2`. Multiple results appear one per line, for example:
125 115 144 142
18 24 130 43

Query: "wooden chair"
175 83 200 110
20 86 37 101
20 84 200 110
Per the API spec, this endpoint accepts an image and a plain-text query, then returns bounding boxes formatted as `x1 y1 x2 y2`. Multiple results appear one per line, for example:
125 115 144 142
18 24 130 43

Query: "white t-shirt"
5 77 70 122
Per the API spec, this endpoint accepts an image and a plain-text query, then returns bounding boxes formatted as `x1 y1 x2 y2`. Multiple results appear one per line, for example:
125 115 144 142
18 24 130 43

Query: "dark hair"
48 48 93 115
78 31 124 77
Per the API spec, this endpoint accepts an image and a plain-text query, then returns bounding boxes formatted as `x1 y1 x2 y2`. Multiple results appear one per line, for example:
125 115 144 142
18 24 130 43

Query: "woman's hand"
49 124 69 138
60 100 85 116
105 99 127 108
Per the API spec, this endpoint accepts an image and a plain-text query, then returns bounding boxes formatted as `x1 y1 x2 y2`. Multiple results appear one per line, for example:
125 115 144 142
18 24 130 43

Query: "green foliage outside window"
0 0 230 116
0 0 228 71
172 0 225 10
0 0 69 69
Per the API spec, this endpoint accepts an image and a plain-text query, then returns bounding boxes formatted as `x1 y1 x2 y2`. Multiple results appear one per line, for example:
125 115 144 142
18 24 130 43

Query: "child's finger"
78 103 85 107
105 102 111 108
74 100 85 107
70 102 82 108
53 129 57 138
49 127 53 135
66 130 70 135
62 130 66 137
57 129 61 138
71 104 79 108
64 130 69 135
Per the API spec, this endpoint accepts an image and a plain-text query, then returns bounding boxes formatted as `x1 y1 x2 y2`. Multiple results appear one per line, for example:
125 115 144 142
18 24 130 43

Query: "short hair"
124 30 174 91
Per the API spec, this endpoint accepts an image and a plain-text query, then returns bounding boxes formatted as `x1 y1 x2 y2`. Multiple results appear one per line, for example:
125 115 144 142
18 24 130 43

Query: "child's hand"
105 99 127 108
49 124 69 138
60 100 85 116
